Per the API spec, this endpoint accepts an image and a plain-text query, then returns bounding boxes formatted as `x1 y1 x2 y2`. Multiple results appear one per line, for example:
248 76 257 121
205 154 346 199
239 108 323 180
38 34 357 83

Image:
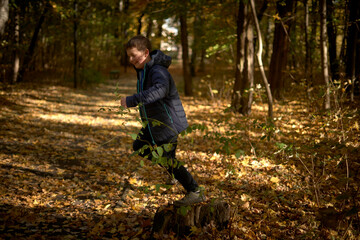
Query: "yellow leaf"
129 177 137 185
270 177 280 183
354 121 359 131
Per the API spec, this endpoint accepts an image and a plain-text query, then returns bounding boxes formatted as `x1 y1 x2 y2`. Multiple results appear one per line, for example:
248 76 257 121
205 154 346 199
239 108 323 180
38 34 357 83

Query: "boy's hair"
126 35 152 52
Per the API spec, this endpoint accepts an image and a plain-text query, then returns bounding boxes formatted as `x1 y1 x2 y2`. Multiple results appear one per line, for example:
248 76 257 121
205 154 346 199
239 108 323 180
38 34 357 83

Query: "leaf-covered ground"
1 71 359 239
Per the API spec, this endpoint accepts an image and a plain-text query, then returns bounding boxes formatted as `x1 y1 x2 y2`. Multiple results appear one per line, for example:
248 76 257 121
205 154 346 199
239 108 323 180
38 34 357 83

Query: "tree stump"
152 201 231 238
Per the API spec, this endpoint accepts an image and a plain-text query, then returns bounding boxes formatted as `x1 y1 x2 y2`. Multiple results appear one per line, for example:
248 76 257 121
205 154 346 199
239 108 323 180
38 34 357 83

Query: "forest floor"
0 69 360 240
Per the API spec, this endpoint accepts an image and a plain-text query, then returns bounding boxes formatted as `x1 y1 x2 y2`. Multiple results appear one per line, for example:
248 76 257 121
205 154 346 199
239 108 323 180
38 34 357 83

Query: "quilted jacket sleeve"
126 67 170 108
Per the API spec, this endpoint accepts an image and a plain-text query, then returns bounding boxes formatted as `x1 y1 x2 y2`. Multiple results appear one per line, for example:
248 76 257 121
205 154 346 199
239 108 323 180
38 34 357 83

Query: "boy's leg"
162 139 205 206
133 130 203 202
162 141 199 193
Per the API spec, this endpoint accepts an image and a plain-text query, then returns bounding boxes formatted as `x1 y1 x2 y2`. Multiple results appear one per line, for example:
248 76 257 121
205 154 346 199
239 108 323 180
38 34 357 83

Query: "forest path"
1 72 359 239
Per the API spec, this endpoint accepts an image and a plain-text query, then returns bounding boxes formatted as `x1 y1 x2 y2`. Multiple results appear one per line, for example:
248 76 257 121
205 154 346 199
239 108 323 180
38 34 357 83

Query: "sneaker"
173 189 206 206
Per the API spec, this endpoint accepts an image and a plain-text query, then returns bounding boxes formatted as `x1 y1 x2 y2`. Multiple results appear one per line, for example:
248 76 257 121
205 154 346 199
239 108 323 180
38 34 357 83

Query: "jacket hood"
147 50 172 69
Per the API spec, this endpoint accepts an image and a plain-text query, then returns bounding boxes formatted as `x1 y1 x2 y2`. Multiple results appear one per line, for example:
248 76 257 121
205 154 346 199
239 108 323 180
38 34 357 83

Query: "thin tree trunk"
304 0 312 101
180 10 193 96
190 15 201 77
241 16 254 115
320 0 331 109
231 0 254 115
264 17 271 66
16 2 50 83
309 0 318 86
326 0 339 80
137 13 144 35
12 12 19 84
345 0 360 101
119 0 130 72
0 0 9 35
339 0 348 66
290 2 298 70
231 0 246 112
73 0 78 88
198 16 205 73
268 0 295 100
250 0 273 120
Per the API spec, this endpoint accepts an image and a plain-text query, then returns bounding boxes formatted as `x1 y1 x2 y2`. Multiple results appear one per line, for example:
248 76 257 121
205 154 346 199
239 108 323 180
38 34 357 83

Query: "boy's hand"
121 97 127 108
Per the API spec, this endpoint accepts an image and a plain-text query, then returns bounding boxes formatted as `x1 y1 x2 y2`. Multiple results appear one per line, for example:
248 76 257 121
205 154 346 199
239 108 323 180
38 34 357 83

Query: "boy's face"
126 47 149 69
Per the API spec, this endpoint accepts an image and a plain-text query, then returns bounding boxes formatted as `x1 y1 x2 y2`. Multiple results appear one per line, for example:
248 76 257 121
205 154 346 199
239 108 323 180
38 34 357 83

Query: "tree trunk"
309 0 318 86
231 0 246 113
345 0 360 101
180 9 193 96
12 11 19 84
73 0 78 88
339 0 349 66
240 14 254 115
250 0 273 120
137 12 144 35
0 0 9 35
16 2 50 83
152 201 231 237
118 0 130 72
320 0 331 109
290 2 298 70
268 0 295 100
326 0 339 80
198 16 206 73
304 0 312 101
190 15 201 77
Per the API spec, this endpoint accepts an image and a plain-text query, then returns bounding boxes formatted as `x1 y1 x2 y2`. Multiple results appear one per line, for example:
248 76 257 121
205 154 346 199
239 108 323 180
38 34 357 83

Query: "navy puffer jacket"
126 50 189 144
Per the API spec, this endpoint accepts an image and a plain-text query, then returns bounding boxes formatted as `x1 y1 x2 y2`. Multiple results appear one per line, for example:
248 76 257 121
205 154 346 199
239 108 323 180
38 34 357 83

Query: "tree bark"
345 0 360 101
12 11 20 84
118 0 130 72
16 2 51 83
73 0 78 88
304 0 312 101
190 14 202 77
320 0 331 109
152 201 231 237
309 0 318 86
180 9 193 96
250 0 273 120
326 0 339 80
231 0 246 113
0 0 9 35
268 0 295 100
137 12 144 35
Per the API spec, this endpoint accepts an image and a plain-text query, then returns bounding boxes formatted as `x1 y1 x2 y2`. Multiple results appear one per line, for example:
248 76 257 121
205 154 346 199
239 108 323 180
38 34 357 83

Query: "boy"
120 35 205 206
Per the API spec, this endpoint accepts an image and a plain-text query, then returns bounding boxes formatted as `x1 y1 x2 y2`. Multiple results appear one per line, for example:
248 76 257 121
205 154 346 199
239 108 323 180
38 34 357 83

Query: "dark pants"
133 127 198 192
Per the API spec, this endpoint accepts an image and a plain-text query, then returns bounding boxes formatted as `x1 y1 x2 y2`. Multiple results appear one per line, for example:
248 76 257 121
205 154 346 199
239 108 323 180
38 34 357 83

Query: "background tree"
345 0 360 101
16 1 52 83
250 0 273 119
268 0 295 100
326 0 339 80
0 0 8 34
320 0 331 109
231 0 254 115
179 1 193 96
73 0 78 88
